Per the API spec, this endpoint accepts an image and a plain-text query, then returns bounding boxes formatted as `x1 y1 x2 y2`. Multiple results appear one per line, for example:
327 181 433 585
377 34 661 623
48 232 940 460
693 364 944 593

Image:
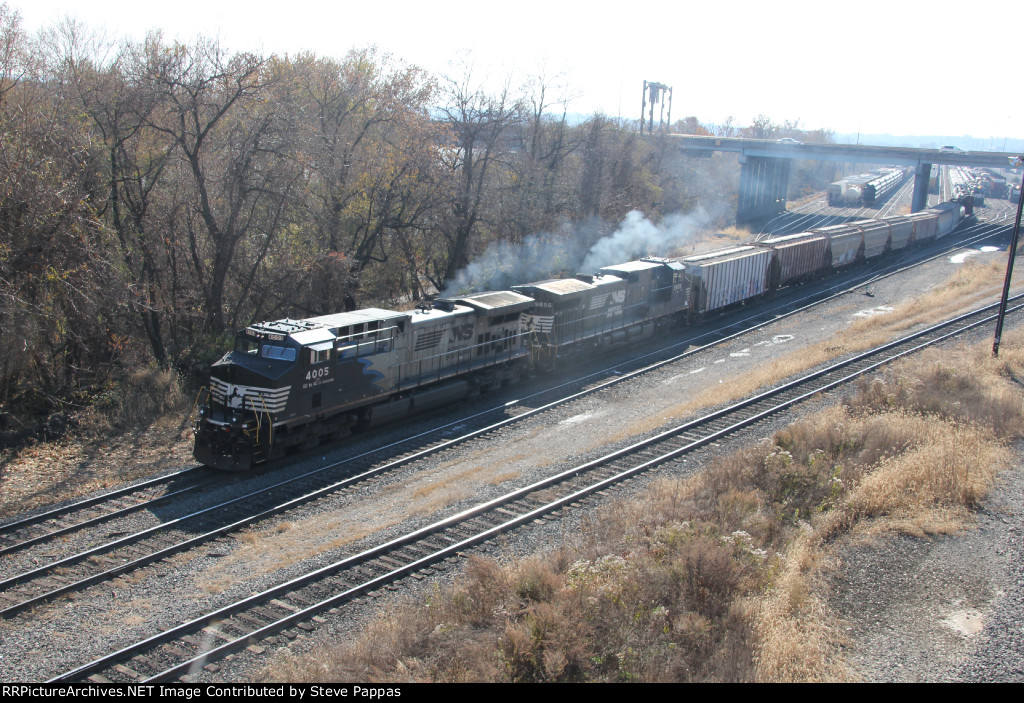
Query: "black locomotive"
193 259 689 470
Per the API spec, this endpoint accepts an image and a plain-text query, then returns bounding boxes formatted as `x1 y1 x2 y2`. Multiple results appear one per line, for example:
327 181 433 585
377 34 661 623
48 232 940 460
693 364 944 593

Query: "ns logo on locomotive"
193 205 966 471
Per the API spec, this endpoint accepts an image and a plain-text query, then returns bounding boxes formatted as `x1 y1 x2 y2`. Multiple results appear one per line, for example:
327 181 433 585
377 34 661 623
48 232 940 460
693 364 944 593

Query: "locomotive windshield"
261 343 297 361
233 334 297 362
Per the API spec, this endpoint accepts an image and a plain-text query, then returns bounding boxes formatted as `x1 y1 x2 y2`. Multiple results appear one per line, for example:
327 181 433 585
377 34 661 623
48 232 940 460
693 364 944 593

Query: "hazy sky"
6 0 1021 141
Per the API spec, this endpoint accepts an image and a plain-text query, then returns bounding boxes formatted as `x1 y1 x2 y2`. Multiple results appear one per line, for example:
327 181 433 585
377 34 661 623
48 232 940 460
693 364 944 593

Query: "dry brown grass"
751 336 1024 681
849 260 1006 340
487 470 522 485
0 365 194 518
80 366 190 434
262 329 1024 682
711 225 754 243
752 534 851 682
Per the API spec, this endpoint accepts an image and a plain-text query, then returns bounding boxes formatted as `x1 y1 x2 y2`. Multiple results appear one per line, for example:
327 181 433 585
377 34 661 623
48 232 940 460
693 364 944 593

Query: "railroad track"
49 294 1024 683
1 215 1013 621
0 467 209 558
758 176 919 238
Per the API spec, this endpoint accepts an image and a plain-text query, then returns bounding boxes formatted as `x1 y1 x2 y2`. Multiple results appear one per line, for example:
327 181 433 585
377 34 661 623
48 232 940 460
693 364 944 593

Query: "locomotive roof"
600 260 663 274
513 278 595 296
642 257 685 271
246 308 410 346
436 290 534 313
290 327 337 346
303 308 409 329
408 303 474 325
575 272 627 287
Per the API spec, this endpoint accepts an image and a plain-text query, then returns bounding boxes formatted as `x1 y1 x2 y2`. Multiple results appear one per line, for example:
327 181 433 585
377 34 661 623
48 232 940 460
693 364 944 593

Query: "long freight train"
193 203 966 470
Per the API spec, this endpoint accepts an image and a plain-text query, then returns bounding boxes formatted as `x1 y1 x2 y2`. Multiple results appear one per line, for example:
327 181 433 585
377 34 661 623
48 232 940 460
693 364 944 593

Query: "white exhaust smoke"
442 206 709 296
578 207 710 273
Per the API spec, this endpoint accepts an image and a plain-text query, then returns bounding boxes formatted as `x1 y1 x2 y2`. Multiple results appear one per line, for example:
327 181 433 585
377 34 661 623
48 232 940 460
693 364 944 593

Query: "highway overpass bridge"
671 134 1019 223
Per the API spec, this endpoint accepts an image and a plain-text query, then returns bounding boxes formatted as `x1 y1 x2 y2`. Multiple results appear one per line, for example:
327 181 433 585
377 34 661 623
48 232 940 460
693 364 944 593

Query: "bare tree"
0 11 123 410
288 50 445 307
436 67 523 286
56 30 178 367
503 71 582 240
744 114 777 140
0 2 28 106
145 39 298 335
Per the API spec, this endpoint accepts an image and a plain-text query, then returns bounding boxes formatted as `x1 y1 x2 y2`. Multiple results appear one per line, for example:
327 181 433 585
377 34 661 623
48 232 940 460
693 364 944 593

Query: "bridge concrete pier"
912 163 932 212
737 155 791 223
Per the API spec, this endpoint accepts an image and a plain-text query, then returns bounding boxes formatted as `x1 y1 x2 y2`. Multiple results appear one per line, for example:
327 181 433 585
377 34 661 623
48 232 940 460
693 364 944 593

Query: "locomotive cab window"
309 342 332 364
235 337 260 355
261 344 297 362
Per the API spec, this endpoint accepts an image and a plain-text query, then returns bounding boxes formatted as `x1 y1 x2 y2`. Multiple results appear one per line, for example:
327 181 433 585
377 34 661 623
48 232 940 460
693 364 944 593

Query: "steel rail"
0 467 202 540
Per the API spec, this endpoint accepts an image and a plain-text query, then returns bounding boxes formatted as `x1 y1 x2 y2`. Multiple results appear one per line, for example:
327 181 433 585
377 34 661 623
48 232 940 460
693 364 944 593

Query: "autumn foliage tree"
0 3 834 439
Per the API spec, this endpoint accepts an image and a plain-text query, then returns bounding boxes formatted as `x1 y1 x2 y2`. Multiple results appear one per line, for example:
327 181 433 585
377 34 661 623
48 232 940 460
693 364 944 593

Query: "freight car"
827 167 907 206
948 166 977 202
193 206 967 471
756 232 830 290
827 173 872 206
861 168 908 205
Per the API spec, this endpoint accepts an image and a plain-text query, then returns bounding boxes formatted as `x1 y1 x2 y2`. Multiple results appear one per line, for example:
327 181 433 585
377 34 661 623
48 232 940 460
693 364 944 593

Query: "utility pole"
993 155 1024 357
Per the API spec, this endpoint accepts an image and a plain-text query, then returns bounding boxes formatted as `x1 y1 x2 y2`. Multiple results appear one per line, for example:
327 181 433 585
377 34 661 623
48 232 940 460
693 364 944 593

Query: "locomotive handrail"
245 396 262 446
393 328 534 392
252 393 271 450
189 386 210 427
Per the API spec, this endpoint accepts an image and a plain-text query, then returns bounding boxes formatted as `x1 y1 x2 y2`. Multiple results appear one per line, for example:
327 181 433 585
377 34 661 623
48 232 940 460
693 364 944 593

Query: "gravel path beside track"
831 450 1024 682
